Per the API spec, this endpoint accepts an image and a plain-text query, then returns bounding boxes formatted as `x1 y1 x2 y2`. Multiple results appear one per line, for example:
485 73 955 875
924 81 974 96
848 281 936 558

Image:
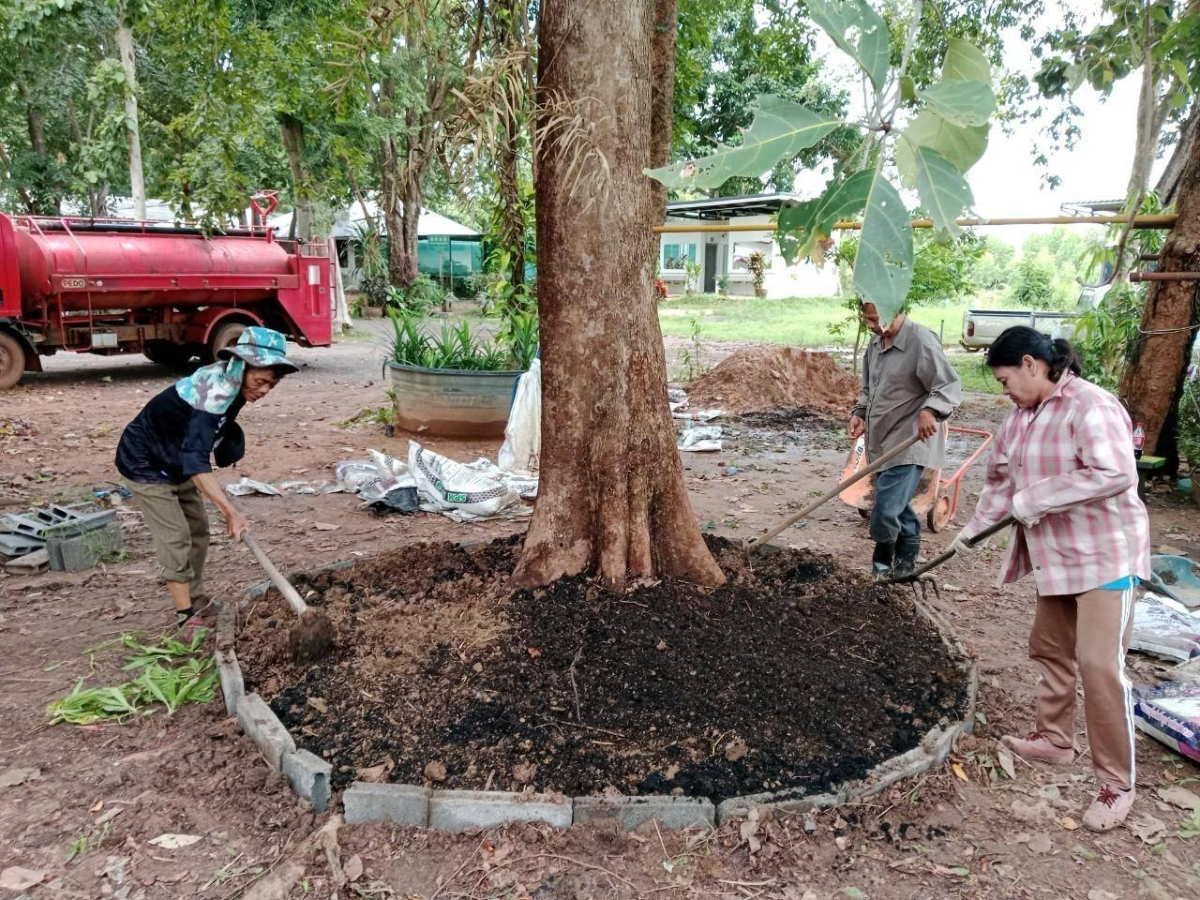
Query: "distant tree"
672 0 859 196
972 236 1016 290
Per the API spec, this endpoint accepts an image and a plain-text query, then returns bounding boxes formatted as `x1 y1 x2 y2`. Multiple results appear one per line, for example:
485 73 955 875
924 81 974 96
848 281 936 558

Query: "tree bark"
279 114 315 240
1119 114 1200 462
1157 103 1199 206
512 0 724 589
115 9 146 221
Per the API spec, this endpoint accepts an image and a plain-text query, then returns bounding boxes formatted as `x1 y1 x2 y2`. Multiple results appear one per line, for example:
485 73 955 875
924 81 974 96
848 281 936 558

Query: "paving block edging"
221 552 978 830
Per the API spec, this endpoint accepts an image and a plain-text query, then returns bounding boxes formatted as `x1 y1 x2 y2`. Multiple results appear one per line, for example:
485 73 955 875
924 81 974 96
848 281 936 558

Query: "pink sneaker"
1000 731 1074 766
1083 785 1135 832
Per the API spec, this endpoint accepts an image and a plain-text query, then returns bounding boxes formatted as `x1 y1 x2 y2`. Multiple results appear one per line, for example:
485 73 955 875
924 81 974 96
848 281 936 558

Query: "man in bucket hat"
116 327 298 634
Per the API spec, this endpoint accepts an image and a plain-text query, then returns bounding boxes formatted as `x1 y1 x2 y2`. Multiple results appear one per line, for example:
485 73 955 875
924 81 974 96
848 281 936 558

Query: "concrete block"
47 523 124 572
215 649 244 716
573 795 714 830
343 782 431 826
5 548 49 574
282 749 333 813
237 693 295 771
429 790 572 833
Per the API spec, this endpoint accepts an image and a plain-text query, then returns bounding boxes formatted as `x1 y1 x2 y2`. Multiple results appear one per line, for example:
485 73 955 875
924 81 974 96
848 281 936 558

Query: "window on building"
731 240 773 271
661 242 698 271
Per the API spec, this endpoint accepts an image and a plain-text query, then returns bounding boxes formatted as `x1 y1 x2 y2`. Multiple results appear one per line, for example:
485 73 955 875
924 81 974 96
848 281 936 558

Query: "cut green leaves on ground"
47 631 217 725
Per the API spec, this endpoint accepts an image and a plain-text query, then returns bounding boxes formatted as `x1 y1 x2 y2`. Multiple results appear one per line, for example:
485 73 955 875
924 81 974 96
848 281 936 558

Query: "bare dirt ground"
2 324 1199 900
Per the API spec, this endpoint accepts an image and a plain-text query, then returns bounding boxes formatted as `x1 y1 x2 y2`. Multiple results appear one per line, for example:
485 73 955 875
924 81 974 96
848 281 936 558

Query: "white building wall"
658 213 840 299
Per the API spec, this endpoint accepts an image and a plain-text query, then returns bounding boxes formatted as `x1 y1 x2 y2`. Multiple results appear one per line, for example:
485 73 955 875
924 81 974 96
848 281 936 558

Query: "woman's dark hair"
986 326 1083 382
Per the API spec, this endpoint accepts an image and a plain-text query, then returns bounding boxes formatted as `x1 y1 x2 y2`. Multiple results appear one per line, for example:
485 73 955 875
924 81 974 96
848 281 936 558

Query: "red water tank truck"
0 195 332 389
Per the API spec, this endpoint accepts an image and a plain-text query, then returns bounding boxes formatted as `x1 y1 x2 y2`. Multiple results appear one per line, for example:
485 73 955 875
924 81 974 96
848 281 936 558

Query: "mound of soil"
238 536 968 803
688 346 858 415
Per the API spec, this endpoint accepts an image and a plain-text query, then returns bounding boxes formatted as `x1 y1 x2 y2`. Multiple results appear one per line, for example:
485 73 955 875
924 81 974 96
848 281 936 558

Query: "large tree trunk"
379 133 422 288
512 0 724 589
1119 115 1200 462
279 114 315 240
115 8 146 221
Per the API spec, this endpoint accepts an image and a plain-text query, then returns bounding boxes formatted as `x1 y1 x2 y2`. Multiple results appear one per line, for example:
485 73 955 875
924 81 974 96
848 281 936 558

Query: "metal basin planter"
387 361 524 438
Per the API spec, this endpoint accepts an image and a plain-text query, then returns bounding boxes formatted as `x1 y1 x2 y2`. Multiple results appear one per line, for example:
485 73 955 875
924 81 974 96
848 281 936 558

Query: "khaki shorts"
124 478 210 592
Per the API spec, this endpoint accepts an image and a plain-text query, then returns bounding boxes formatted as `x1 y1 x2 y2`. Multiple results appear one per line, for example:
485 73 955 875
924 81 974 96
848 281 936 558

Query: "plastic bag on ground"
225 478 281 497
498 359 541 475
465 459 538 499
335 450 410 500
1135 679 1200 764
1130 593 1200 662
678 425 723 452
409 441 522 520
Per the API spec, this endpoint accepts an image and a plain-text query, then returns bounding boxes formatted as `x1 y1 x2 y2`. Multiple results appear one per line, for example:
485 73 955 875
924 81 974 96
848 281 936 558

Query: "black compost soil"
238 536 968 802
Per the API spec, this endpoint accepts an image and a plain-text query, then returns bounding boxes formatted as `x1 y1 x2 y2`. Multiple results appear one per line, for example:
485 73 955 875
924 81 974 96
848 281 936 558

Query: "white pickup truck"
960 285 1109 351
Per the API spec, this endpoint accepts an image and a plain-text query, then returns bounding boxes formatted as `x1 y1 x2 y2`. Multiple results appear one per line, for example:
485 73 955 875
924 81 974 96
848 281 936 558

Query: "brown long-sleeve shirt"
850 317 963 471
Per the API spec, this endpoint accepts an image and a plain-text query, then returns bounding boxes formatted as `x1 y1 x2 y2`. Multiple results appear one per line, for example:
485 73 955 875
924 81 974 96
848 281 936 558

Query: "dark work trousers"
869 464 925 544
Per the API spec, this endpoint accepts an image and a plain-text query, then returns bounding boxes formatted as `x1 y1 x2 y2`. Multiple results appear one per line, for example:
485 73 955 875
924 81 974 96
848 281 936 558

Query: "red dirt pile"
687 346 858 414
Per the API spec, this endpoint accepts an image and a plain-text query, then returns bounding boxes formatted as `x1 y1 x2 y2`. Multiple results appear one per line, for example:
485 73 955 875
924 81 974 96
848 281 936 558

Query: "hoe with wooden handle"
746 432 923 554
242 533 335 663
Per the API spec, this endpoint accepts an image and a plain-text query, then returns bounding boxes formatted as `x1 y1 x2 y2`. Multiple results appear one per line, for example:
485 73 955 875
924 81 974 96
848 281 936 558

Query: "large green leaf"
941 36 991 84
916 80 996 127
910 146 974 237
896 108 988 186
852 172 913 323
805 0 890 91
776 170 874 265
644 95 839 190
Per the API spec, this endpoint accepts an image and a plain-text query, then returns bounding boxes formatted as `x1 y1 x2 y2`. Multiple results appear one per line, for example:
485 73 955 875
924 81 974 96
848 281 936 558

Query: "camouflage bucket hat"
218 326 299 375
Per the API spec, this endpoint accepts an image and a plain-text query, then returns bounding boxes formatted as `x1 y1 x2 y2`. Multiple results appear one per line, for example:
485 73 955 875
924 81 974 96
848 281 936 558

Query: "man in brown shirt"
849 303 963 576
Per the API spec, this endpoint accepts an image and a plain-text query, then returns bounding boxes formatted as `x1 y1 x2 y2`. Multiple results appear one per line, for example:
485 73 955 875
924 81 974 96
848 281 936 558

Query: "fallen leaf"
306 696 328 714
1131 816 1167 845
725 739 749 762
1062 816 1079 831
313 522 339 531
356 757 395 783
1156 785 1200 813
148 833 202 850
0 867 47 890
840 889 865 900
424 760 447 782
0 767 41 788
512 763 538 784
1087 890 1118 900
345 855 363 883
997 748 1016 780
933 865 970 877
951 762 969 782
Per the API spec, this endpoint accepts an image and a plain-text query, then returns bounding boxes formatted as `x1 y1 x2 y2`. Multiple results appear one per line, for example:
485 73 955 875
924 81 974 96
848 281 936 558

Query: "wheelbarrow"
838 424 994 532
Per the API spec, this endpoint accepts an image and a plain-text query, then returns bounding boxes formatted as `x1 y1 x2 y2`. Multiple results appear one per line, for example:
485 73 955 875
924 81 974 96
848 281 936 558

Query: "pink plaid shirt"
963 373 1151 597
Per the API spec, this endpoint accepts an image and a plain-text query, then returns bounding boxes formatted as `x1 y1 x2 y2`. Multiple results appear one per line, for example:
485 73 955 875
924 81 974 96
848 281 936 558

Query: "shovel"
884 515 1016 584
746 431 923 553
242 533 335 663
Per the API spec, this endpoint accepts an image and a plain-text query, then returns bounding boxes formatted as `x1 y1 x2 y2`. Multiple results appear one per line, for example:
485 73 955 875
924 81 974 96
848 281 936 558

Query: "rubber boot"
872 541 895 577
892 535 920 578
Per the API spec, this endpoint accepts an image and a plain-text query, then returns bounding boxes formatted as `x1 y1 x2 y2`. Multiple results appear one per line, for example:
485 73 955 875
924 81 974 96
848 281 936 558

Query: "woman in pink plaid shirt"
952 326 1151 832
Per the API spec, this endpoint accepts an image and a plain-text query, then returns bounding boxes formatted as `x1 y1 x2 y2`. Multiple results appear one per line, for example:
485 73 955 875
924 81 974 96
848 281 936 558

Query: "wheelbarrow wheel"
927 495 953 533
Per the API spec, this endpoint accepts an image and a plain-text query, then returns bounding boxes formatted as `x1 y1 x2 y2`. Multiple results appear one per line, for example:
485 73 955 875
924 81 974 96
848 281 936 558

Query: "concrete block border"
218 553 977 831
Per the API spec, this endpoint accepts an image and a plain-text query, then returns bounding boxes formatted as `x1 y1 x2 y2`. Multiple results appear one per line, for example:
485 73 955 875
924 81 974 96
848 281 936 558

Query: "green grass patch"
47 630 217 725
658 294 971 346
949 353 1003 394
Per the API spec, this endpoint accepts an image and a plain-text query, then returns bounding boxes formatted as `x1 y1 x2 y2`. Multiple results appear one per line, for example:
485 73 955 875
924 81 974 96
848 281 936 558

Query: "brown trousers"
1029 586 1137 791
124 478 210 595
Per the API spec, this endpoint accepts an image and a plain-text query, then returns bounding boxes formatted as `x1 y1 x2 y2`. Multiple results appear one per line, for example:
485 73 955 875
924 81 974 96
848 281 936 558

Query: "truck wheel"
0 331 25 390
144 340 195 368
204 322 247 364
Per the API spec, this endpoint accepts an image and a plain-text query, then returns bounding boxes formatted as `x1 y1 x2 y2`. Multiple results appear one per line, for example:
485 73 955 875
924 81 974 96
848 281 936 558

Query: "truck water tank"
14 221 294 310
